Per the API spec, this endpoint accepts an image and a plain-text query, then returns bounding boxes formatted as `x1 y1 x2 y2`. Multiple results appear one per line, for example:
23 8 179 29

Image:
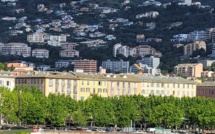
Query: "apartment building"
1 43 31 57
174 63 203 78
0 71 15 91
113 44 162 58
188 30 208 41
137 56 160 68
60 43 79 58
15 72 197 100
27 32 47 43
210 43 215 58
47 34 67 46
74 59 97 73
55 60 73 69
183 40 206 56
197 82 215 98
32 49 49 58
102 60 130 73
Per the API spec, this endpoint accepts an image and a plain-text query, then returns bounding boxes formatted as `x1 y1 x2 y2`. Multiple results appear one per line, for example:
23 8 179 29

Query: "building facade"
1 43 31 57
184 40 206 56
102 60 130 73
32 49 49 58
174 63 203 78
55 60 73 69
60 43 79 58
136 56 160 68
15 72 197 100
27 32 47 43
0 71 15 91
197 82 215 98
74 59 97 73
113 44 162 58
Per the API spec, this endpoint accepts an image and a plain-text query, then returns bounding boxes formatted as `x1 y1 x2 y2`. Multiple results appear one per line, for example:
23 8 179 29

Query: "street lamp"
18 89 22 126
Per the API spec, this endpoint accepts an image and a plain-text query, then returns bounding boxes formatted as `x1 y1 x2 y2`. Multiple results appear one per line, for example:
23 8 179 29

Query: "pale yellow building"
184 40 206 56
15 72 197 100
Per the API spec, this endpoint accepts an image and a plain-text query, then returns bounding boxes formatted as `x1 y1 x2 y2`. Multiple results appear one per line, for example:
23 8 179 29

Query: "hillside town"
1 0 215 133
0 0 214 100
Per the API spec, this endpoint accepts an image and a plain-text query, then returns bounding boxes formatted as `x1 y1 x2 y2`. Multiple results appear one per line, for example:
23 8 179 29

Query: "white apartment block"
188 30 208 41
113 44 162 58
102 60 130 73
32 49 49 58
55 60 73 68
60 43 79 58
1 43 31 57
137 56 160 68
0 71 15 91
27 32 47 43
178 0 192 6
136 11 159 19
47 34 67 46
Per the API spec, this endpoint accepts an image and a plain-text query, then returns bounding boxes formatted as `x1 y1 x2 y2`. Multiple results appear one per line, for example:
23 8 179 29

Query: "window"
161 90 164 95
156 90 160 95
151 83 154 87
156 83 159 87
98 81 101 86
55 88 58 93
67 88 71 93
117 82 120 87
62 87 64 93
103 88 107 93
82 80 84 85
80 88 85 92
150 90 154 94
98 88 102 92
67 80 71 86
117 89 120 95
183 84 185 88
142 83 145 87
111 82 114 87
7 81 10 86
110 89 114 95
87 81 89 85
122 82 125 88
128 83 130 88
173 84 175 88
127 90 131 95
122 89 125 95
86 88 90 92
55 79 59 85
167 84 169 88
161 83 164 88
178 84 180 88
0 81 4 85
62 80 65 85
93 81 95 86
73 95 77 100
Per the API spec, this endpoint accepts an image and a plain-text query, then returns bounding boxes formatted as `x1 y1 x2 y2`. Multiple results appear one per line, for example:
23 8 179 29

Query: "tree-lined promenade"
0 87 215 131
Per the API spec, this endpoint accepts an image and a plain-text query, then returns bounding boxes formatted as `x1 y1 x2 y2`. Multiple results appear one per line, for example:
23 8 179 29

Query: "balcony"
73 90 77 94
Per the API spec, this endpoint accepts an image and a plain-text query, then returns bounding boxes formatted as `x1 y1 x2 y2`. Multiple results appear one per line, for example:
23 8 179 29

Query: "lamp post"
18 89 22 126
